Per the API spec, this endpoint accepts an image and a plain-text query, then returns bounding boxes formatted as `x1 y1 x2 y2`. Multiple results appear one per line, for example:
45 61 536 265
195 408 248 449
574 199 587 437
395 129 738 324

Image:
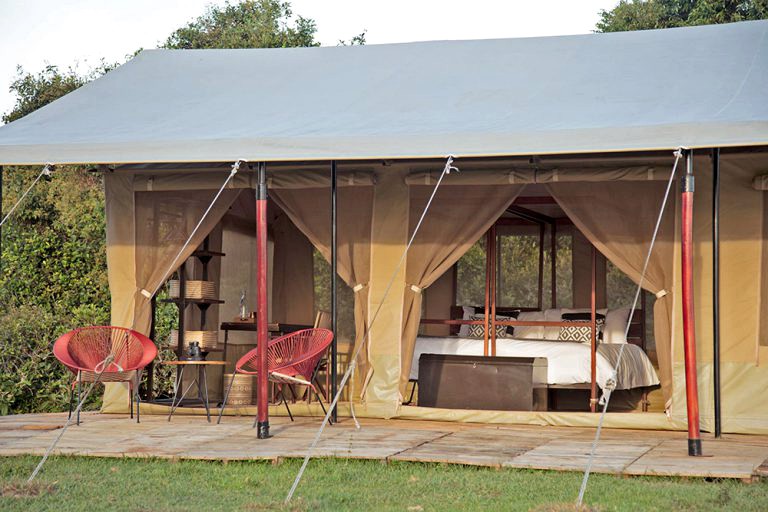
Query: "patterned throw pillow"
467 314 511 338
557 316 606 344
470 309 520 336
561 312 606 340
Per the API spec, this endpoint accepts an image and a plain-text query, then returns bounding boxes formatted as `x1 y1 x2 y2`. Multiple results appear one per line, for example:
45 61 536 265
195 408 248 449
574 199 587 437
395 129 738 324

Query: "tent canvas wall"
0 21 767 433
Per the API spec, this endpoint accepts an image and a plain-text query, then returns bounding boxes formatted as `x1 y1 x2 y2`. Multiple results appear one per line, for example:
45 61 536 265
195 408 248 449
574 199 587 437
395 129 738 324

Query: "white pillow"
514 311 545 339
604 308 631 344
543 309 563 340
459 305 474 337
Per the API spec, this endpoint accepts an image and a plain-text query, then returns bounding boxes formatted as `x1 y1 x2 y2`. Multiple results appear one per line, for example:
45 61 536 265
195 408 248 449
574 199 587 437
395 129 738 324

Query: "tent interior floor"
1 412 767 480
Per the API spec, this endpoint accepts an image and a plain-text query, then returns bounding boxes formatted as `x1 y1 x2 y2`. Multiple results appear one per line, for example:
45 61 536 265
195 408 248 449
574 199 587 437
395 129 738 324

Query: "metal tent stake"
681 149 702 456
256 162 270 438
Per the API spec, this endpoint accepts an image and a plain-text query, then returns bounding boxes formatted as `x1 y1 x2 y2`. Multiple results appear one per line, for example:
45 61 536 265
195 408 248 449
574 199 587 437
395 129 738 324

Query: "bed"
415 306 660 392
411 335 659 390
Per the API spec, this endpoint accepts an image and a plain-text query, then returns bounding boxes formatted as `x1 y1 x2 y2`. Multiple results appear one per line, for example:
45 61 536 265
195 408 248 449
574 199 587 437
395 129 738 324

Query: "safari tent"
0 20 767 438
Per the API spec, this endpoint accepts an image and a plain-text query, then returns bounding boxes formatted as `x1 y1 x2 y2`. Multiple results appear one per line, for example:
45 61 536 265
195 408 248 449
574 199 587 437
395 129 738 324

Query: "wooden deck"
1 412 768 480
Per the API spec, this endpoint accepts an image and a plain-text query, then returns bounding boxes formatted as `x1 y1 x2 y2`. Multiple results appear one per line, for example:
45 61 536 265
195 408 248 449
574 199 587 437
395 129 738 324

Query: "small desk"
219 321 310 334
163 360 227 422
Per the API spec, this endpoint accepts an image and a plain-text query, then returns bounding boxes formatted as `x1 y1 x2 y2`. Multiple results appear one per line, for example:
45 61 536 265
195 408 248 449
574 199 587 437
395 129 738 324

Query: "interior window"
606 259 655 351
455 238 486 306
313 249 356 343
496 232 541 309
550 230 573 309
455 226 575 310
606 260 636 309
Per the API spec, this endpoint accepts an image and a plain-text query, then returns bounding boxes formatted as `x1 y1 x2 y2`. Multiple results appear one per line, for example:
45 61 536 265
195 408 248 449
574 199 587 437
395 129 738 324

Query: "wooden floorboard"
0 412 766 480
624 439 768 478
506 439 660 474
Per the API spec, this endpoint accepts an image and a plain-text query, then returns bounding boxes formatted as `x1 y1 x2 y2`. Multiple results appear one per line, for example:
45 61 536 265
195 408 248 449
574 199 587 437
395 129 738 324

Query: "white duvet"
411 336 659 390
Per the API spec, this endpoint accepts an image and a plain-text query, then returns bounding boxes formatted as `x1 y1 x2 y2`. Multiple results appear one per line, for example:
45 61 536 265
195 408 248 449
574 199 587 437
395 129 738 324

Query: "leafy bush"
0 167 109 414
0 305 67 414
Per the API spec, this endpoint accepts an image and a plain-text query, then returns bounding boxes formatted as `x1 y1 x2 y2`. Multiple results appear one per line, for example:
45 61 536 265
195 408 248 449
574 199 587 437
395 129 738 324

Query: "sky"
0 0 617 120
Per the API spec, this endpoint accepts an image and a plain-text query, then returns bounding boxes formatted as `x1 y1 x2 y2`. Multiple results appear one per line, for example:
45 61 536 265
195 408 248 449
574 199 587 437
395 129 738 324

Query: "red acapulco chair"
218 328 334 426
53 326 158 424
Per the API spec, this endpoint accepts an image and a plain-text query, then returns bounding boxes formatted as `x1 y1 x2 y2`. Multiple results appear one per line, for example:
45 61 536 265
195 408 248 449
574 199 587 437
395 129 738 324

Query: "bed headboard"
449 305 646 348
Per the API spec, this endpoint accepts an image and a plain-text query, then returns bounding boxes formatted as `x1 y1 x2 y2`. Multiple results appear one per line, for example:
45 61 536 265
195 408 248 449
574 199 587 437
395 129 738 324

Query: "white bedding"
411 336 659 390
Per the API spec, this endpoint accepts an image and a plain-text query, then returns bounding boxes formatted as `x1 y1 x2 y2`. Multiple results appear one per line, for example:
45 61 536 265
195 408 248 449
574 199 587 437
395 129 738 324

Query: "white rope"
285 156 459 504
147 160 243 298
0 164 53 227
28 354 114 482
576 148 683 505
349 365 360 429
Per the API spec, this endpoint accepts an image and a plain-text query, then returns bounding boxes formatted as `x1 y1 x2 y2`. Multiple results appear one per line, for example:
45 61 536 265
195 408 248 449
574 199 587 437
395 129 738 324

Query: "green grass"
0 455 766 511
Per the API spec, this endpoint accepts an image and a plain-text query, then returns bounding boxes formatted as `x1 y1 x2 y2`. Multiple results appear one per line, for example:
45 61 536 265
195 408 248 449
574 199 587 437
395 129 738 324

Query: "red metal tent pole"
256 162 270 439
681 150 702 456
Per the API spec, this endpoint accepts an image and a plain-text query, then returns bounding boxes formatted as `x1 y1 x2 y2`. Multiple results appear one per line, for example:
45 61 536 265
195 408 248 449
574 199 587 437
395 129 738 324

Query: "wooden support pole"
256 162 270 439
483 229 491 356
551 221 557 308
681 149 702 456
538 223 545 310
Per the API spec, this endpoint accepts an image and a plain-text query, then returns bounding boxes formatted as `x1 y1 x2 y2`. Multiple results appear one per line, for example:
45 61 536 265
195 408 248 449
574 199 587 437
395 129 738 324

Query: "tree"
4 66 83 124
596 0 768 32
338 31 367 46
164 0 317 49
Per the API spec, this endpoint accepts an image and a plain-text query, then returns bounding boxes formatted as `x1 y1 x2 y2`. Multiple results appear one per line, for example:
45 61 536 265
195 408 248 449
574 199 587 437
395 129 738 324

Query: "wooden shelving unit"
147 235 225 404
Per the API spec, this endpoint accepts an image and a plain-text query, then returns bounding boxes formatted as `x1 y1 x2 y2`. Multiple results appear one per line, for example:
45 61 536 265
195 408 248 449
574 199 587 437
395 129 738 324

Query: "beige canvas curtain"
546 180 676 406
103 174 242 411
400 183 526 394
105 173 242 333
271 209 315 325
132 189 242 329
270 186 374 391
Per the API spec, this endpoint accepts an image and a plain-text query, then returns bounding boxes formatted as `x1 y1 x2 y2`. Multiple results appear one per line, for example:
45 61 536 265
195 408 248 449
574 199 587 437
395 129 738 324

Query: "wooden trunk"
418 354 548 411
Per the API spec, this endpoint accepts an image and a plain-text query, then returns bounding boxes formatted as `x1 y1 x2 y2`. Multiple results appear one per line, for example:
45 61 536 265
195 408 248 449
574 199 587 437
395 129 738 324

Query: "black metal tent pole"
712 148 722 438
330 160 338 423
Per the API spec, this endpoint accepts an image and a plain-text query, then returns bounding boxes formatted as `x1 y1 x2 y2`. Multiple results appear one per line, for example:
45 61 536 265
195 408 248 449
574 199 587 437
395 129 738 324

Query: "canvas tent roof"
0 21 766 165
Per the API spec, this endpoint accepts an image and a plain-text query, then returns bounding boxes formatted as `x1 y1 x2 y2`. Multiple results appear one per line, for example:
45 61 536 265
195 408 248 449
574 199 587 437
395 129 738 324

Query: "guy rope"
576 148 684 505
27 160 244 482
285 155 459 503
0 164 53 227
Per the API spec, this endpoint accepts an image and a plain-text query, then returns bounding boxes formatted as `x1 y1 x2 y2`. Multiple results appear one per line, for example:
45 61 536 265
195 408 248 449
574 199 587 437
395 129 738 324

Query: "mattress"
411 336 659 390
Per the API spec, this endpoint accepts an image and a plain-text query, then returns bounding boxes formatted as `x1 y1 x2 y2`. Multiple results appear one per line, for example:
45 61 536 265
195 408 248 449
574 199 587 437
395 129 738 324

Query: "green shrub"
0 168 109 414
